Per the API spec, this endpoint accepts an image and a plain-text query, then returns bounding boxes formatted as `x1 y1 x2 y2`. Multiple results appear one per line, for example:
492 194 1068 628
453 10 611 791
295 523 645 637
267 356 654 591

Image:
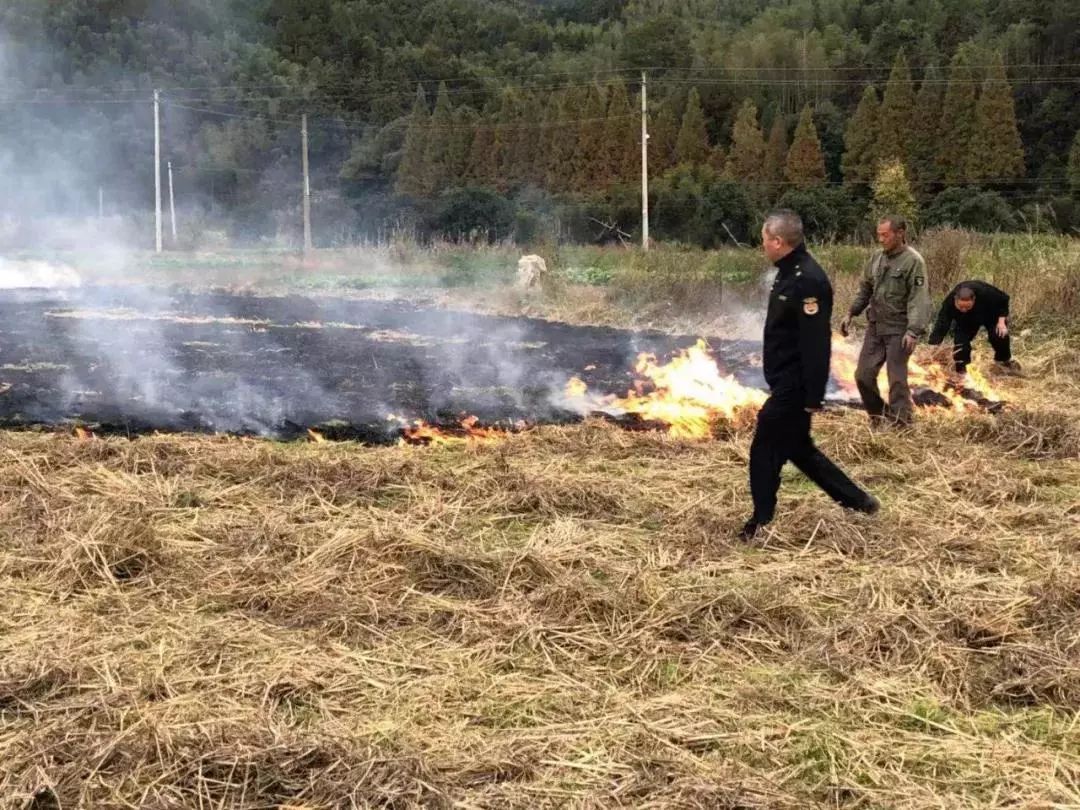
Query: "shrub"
776 186 862 241
925 188 1018 232
429 187 514 243
652 166 755 248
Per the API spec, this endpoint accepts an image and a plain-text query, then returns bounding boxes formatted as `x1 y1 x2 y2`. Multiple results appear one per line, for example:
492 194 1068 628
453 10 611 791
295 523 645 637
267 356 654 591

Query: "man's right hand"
839 314 853 337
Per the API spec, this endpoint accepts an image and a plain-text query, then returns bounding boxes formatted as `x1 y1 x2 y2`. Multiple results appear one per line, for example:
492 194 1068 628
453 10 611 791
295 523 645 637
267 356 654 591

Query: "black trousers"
749 389 869 523
953 324 1011 372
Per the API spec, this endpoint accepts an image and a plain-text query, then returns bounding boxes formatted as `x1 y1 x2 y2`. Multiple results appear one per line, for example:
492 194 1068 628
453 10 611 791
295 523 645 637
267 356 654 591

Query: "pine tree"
841 86 880 187
675 87 710 166
548 87 584 192
464 107 496 188
447 106 478 186
966 52 1025 184
492 90 524 190
603 79 637 185
395 84 430 196
707 144 727 173
877 50 916 168
725 98 765 182
572 85 608 191
909 68 943 192
423 82 454 193
762 112 788 192
648 101 679 174
784 104 826 188
937 47 979 185
509 91 540 186
1069 129 1080 193
872 158 918 226
539 91 564 189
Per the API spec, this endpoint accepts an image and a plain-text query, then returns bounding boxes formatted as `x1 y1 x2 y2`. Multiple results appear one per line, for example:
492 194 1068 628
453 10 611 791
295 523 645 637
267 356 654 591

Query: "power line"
0 67 649 98
167 100 640 133
167 102 301 127
7 61 1080 97
655 76 1080 87
167 79 632 106
4 61 1080 106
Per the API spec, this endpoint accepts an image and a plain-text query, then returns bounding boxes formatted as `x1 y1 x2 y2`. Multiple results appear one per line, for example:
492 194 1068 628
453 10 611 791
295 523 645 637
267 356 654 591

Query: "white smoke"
0 258 81 289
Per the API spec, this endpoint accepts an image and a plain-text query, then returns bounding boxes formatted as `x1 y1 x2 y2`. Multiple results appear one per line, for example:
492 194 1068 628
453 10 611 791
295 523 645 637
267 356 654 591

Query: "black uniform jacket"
928 280 1010 344
763 243 833 410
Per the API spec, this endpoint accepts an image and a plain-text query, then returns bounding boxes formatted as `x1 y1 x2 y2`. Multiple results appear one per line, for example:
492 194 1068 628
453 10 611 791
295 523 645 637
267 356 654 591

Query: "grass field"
27 229 1080 332
2 239 1079 807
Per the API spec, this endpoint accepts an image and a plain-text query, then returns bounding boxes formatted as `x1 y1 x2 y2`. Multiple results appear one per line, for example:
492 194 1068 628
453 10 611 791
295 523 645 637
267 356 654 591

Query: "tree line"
2 0 1080 246
389 44 1076 242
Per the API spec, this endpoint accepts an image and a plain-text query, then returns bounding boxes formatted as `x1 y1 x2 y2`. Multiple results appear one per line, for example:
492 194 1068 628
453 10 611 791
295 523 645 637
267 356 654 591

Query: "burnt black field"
0 287 768 442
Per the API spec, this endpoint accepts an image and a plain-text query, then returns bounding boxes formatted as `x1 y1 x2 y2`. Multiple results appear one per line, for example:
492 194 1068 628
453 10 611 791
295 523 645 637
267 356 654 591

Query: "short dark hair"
878 215 908 233
955 286 976 301
763 209 804 247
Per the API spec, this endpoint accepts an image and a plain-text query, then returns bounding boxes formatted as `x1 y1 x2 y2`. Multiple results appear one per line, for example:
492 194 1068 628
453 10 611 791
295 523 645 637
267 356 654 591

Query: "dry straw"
0 340 1077 808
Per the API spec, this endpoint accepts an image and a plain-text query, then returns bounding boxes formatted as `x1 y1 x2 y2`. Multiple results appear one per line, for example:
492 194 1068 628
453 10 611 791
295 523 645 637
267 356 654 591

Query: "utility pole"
154 89 162 253
98 186 104 219
168 160 178 244
640 71 650 252
301 113 313 253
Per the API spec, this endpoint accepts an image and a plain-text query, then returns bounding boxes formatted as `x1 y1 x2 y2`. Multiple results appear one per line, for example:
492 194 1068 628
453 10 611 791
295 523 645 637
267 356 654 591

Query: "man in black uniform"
927 281 1020 375
742 210 878 540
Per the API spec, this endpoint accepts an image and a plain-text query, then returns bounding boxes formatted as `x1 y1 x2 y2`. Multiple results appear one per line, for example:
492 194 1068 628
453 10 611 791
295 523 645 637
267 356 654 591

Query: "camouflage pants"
855 324 913 425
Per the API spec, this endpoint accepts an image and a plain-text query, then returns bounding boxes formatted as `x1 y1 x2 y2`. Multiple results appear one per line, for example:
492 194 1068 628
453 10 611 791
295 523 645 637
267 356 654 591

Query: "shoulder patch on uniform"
914 277 925 286
803 297 819 315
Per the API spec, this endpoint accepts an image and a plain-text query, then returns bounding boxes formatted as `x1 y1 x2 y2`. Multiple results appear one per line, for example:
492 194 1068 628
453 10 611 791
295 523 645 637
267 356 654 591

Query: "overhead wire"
3 60 1080 106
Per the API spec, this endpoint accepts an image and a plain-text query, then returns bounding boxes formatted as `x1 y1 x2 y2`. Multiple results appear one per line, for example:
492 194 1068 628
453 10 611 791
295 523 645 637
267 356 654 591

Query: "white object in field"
0 259 81 289
517 254 548 288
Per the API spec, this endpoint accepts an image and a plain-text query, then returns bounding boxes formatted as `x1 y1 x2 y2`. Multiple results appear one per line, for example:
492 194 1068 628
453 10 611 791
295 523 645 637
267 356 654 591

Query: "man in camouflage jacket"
840 216 932 427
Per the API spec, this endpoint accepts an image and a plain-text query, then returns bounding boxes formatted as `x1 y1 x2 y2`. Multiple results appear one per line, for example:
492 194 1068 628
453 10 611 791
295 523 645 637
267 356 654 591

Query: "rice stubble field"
1 252 1079 807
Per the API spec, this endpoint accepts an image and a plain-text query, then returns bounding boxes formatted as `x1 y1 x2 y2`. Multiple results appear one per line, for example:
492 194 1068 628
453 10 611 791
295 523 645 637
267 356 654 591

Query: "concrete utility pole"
154 89 162 253
640 71 650 252
168 160 178 244
301 113 313 253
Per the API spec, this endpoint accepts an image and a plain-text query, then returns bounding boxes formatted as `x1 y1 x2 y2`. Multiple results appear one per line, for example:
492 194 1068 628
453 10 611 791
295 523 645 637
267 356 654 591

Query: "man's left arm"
904 255 932 349
797 278 832 410
997 290 1011 318
995 289 1011 337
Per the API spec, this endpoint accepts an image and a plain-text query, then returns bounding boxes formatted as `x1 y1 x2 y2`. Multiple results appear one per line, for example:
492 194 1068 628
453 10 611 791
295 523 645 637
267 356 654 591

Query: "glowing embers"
564 339 767 439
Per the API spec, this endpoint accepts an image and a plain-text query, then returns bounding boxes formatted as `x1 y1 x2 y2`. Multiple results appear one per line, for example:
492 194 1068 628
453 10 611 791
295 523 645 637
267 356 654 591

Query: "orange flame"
565 339 767 439
830 333 1001 410
74 426 93 441
307 428 326 443
398 415 505 445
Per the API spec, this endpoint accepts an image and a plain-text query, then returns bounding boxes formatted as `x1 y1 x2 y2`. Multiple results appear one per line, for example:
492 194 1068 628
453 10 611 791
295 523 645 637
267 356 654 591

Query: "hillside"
2 0 1080 245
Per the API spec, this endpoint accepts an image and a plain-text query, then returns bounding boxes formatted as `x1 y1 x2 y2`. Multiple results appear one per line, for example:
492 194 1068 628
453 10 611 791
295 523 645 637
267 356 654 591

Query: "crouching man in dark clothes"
927 281 1021 375
741 211 879 540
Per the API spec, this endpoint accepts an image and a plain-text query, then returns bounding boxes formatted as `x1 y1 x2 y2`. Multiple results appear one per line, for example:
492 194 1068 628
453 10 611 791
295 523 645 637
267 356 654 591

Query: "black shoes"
739 519 765 540
740 497 878 540
853 495 881 515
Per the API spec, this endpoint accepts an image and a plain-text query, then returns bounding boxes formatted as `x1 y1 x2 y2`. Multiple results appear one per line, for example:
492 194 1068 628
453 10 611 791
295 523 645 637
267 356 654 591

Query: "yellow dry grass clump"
1 339 1079 809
